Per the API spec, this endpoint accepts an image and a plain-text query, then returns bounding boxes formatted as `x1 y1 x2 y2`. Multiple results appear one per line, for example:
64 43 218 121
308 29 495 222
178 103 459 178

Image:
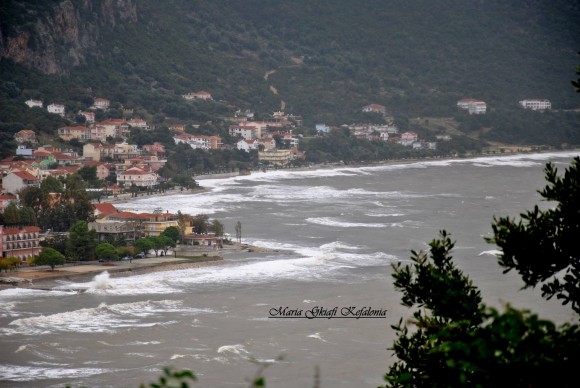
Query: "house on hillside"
457 98 487 114
237 139 258 152
2 171 40 194
47 103 65 116
14 130 37 144
362 104 387 115
399 131 419 146
518 99 551 110
57 126 91 142
80 111 95 123
92 98 110 110
25 99 43 108
229 125 259 140
182 91 213 101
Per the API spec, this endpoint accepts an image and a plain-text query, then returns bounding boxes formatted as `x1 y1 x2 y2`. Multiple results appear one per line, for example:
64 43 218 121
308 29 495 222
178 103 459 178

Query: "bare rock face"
0 0 138 75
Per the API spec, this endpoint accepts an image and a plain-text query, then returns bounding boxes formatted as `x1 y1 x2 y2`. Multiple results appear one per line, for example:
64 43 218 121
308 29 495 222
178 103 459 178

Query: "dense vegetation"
0 0 578 165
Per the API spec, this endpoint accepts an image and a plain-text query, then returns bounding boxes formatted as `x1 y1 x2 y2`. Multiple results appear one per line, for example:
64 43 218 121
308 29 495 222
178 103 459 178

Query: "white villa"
519 99 551 110
457 99 487 114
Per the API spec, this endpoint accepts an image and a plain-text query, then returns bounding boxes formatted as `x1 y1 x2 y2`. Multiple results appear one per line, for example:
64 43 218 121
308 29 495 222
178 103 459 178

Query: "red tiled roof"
12 171 39 181
2 226 41 234
94 203 118 216
0 194 16 200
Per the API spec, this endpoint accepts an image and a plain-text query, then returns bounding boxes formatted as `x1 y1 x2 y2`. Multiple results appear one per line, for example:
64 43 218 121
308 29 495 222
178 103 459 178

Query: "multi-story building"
518 99 551 110
0 225 42 262
2 171 40 194
457 98 487 114
117 167 158 187
258 149 293 166
173 134 221 150
57 126 91 141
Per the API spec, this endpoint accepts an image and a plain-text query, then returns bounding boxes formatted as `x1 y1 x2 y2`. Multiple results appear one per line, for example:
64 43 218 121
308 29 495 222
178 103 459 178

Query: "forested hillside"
0 0 578 151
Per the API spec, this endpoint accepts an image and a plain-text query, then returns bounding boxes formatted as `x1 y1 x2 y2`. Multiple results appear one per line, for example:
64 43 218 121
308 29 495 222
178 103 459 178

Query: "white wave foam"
478 250 502 256
306 217 389 228
3 300 211 336
307 333 327 342
217 344 250 359
0 364 115 382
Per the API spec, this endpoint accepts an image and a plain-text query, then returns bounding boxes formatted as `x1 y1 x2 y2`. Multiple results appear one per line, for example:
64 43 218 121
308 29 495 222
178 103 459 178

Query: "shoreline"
105 149 580 207
0 243 273 290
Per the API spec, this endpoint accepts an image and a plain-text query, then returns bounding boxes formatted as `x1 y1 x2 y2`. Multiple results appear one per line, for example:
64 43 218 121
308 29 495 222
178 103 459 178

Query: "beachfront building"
0 225 42 262
519 99 551 111
457 98 487 114
117 167 158 188
258 149 293 166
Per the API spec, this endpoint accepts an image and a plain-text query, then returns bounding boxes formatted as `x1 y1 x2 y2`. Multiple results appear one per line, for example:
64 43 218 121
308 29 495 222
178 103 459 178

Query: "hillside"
0 0 578 152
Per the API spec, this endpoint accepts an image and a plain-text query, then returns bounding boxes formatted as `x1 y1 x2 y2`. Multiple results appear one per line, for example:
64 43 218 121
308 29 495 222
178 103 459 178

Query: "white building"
117 167 158 187
519 99 551 111
25 99 43 108
457 99 487 114
47 103 65 116
229 125 259 140
92 98 110 110
237 139 258 152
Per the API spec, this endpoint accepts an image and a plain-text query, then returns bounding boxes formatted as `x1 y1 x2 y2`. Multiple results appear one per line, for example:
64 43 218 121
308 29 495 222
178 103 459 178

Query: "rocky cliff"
0 0 137 75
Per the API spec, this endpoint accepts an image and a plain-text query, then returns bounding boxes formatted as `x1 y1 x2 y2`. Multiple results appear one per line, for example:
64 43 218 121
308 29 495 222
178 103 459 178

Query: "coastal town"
0 92 556 281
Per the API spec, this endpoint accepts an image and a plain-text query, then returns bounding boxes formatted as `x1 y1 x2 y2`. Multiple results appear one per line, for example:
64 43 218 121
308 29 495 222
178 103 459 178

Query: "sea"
0 151 578 387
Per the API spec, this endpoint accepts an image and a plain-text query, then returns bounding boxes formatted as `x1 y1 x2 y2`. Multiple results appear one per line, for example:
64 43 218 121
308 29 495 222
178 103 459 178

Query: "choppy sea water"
1 152 578 387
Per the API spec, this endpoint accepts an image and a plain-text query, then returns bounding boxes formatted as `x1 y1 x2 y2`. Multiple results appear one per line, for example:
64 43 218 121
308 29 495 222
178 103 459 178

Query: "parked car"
134 253 145 259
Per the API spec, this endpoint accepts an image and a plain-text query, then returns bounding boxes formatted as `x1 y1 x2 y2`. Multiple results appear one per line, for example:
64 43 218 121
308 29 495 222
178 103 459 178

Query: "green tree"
40 175 63 193
135 238 153 256
191 214 209 234
383 231 579 387
159 235 175 256
161 226 180 244
211 219 224 247
488 157 580 313
177 211 188 241
78 165 98 186
66 221 97 261
384 159 580 387
3 202 20 225
95 242 119 261
35 247 65 271
149 236 164 257
0 257 20 272
235 221 242 244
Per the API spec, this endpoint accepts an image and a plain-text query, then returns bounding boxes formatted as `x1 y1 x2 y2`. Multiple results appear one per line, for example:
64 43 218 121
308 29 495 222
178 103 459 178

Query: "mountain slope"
0 0 578 144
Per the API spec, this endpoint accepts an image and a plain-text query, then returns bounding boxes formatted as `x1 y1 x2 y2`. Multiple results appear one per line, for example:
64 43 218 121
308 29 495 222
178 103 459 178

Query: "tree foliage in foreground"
488 157 580 313
383 231 580 387
383 158 580 387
